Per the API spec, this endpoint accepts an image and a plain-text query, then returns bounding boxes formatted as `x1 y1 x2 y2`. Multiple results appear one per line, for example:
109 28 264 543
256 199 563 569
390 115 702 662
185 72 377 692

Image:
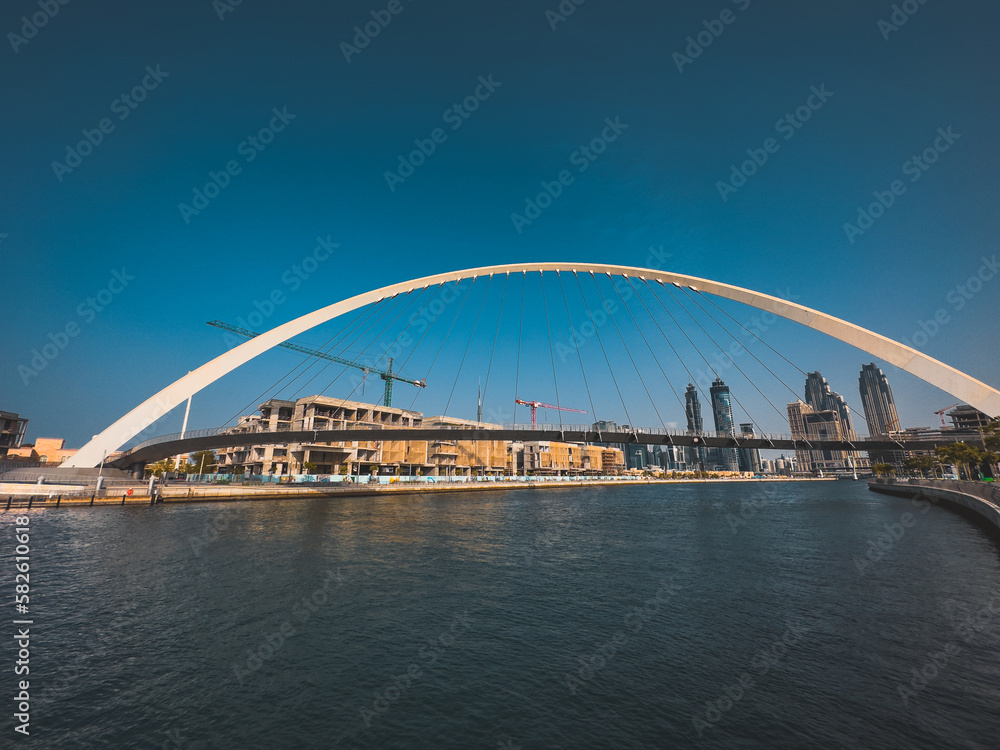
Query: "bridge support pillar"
129 463 146 480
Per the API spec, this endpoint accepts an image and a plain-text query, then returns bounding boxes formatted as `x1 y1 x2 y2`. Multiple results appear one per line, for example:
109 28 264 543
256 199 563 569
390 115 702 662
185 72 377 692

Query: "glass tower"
858 363 900 436
709 377 739 472
684 383 707 470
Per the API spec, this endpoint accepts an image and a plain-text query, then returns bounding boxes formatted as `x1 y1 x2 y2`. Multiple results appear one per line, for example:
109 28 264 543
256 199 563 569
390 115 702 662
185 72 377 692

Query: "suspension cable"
555 270 599 428
692 289 873 435
512 271 526 427
664 284 783 435
589 273 667 431
539 271 564 429
480 272 510 422
396 282 454 373
443 274 494 415
222 298 386 426
573 271 635 431
626 278 707 406
609 276 686 421
408 277 478 411
292 289 423 401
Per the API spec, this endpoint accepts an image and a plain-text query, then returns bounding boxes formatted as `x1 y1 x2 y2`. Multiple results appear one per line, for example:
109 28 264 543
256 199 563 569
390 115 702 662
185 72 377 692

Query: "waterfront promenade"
0 476 835 508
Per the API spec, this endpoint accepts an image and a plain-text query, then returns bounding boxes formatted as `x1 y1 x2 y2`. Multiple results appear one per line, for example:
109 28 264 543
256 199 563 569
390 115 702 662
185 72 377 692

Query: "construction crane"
514 398 587 430
207 320 426 407
934 403 962 428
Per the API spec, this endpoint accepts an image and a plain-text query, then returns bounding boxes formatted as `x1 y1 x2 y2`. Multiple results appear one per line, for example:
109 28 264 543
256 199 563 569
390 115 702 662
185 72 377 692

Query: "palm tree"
983 419 1000 453
145 458 174 477
936 443 982 480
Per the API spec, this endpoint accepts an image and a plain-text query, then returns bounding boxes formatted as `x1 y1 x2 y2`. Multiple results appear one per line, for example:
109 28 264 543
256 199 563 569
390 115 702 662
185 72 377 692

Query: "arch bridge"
64 262 1000 470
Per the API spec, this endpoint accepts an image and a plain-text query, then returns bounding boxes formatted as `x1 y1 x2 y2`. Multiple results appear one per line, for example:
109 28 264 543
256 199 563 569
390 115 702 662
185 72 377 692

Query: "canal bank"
868 478 1000 538
0 476 837 508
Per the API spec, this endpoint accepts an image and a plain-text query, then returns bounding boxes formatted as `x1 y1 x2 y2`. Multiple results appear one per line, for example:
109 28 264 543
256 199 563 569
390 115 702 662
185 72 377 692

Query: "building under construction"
216 395 623 478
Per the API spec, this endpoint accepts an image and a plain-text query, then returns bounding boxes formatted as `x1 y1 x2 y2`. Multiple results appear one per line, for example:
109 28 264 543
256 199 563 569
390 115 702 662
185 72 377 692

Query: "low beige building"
7 437 78 465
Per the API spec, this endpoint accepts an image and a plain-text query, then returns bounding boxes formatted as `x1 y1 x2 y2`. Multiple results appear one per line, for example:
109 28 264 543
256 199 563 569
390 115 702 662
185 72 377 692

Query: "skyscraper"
738 422 762 474
859 363 903 468
858 364 900 436
805 371 857 439
788 400 853 473
710 377 739 472
684 383 707 470
802 371 865 471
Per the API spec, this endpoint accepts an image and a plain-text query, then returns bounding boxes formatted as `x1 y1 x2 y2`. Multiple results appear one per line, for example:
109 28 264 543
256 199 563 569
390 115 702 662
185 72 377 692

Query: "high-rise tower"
859 363 903 467
684 383 707 470
805 371 857 439
709 377 739 472
858 363 900 436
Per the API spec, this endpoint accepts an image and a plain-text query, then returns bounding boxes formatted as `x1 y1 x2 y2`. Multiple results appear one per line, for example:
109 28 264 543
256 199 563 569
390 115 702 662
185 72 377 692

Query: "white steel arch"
64 263 1000 467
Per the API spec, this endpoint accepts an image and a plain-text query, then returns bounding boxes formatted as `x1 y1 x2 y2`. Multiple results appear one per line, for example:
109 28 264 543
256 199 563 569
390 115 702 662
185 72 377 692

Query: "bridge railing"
119 422 985 461
120 424 784 454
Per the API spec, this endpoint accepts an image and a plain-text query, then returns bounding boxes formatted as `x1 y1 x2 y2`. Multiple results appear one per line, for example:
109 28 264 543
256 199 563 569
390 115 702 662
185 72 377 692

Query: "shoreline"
0 476 840 508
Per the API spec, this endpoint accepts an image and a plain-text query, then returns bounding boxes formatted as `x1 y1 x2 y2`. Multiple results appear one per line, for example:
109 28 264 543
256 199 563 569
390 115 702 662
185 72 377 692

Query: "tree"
970 447 999 480
903 455 936 478
189 450 217 476
146 459 173 477
935 443 982 480
983 420 1000 454
302 461 318 475
872 463 895 478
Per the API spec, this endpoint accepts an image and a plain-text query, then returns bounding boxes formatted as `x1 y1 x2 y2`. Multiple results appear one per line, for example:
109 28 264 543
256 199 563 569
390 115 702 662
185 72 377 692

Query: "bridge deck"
108 428 981 469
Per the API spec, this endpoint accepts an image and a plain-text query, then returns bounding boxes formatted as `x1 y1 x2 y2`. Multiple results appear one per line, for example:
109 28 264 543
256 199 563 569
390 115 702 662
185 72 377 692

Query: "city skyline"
2 1 998 450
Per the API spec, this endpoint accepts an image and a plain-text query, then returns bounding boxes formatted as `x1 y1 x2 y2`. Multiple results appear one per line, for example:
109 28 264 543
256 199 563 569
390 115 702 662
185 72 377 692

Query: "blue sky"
2 0 998 448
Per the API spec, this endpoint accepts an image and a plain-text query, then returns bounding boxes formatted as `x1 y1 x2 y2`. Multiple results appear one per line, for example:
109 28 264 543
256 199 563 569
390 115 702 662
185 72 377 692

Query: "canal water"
2 481 999 748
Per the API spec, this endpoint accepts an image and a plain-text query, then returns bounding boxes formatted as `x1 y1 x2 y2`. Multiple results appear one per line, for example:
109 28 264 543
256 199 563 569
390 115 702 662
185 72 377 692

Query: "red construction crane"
515 399 587 430
934 403 962 428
